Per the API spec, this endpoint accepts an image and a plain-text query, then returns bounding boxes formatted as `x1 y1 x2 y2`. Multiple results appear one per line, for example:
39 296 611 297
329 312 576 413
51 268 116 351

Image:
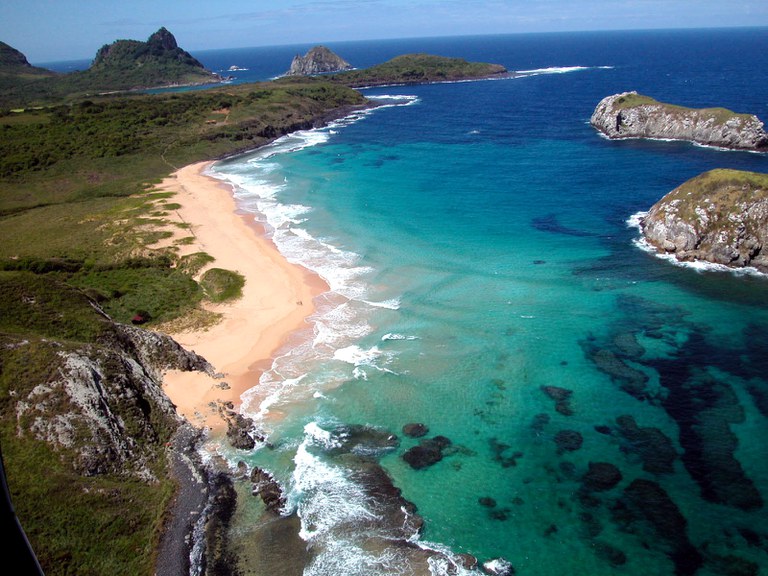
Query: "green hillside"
0 28 220 107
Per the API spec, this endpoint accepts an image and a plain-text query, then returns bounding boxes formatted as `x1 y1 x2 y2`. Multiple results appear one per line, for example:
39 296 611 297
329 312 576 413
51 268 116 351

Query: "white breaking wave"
627 212 767 277
381 333 419 341
333 344 384 366
363 297 401 310
289 435 378 542
334 344 399 380
516 65 613 76
240 373 308 421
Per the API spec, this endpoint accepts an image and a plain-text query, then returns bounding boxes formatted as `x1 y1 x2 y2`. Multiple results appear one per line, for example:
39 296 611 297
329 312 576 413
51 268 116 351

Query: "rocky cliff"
591 92 768 151
1 290 217 574
286 45 352 76
639 169 768 271
11 321 212 478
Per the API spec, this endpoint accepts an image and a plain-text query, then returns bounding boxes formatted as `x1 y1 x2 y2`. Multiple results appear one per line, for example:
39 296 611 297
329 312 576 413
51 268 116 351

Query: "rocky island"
638 169 768 272
591 91 768 151
285 45 353 76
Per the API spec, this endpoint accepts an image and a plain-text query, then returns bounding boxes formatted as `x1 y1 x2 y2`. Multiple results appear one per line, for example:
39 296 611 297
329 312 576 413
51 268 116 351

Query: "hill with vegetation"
0 28 221 107
640 169 768 271
0 40 57 92
591 91 768 151
330 53 509 87
0 74 368 575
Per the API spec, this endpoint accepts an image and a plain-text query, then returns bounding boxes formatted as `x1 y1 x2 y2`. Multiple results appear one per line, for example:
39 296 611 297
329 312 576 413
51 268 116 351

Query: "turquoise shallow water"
204 29 768 575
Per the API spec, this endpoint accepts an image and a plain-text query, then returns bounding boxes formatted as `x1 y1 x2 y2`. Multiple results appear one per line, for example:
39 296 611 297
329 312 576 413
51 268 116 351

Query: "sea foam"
516 65 613 76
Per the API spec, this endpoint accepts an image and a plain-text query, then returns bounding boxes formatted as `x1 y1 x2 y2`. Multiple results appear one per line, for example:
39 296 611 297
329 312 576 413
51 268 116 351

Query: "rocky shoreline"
638 169 768 272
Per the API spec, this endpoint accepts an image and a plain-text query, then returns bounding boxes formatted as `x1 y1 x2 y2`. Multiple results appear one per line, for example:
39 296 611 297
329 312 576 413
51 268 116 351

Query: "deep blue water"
168 28 768 575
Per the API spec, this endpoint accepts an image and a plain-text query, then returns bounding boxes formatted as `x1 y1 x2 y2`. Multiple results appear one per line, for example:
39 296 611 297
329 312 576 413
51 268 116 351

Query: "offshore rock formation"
591 91 768 151
639 169 768 272
286 45 352 76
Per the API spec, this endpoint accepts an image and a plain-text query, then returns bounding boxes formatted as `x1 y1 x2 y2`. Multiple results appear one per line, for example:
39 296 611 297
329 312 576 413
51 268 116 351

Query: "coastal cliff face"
2 303 216 574
286 45 352 76
640 169 768 271
10 321 212 477
591 91 768 151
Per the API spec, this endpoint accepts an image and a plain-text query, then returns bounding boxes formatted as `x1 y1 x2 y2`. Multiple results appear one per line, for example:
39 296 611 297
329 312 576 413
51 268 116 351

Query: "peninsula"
639 169 768 272
329 53 510 87
591 91 768 151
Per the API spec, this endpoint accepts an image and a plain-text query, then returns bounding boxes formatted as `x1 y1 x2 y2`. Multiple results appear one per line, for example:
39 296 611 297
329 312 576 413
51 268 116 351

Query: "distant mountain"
0 28 221 107
286 46 353 76
87 27 219 88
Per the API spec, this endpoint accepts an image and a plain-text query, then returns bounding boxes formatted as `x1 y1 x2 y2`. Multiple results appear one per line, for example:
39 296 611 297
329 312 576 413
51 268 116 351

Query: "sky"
1 0 767 63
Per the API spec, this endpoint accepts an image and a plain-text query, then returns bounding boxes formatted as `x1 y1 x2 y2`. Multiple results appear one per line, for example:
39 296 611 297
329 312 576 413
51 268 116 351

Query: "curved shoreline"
159 160 328 435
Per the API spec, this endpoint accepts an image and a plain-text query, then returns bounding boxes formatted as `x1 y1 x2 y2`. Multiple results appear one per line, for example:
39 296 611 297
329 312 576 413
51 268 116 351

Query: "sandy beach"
158 161 327 434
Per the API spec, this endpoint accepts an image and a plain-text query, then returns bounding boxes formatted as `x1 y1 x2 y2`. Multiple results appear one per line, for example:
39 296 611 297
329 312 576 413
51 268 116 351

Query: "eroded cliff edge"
591 92 768 151
639 169 768 272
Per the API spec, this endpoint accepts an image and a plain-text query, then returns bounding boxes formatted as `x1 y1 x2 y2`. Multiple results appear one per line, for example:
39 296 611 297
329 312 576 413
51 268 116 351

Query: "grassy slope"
0 77 366 575
657 168 768 221
613 92 756 124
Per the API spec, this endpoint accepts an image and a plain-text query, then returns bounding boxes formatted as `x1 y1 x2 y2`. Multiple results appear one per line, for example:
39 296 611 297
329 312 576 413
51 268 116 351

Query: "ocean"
192 29 768 575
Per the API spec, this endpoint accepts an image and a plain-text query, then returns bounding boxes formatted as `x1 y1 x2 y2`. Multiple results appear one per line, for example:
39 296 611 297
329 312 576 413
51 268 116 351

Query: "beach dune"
159 161 326 433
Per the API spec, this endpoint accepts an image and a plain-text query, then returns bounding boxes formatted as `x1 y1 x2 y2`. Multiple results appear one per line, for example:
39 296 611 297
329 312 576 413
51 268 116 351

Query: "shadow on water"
573 226 768 309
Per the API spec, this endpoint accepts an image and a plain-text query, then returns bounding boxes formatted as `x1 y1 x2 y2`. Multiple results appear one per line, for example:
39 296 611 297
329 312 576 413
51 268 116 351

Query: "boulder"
541 385 575 415
402 423 429 438
251 466 286 513
402 435 452 469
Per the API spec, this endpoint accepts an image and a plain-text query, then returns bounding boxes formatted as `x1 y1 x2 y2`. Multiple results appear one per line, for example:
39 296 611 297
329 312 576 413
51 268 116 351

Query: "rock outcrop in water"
590 91 768 151
639 169 768 272
286 45 353 76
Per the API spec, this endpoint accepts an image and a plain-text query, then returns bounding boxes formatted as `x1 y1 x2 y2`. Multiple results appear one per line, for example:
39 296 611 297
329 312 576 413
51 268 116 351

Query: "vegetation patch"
200 267 246 302
612 92 755 123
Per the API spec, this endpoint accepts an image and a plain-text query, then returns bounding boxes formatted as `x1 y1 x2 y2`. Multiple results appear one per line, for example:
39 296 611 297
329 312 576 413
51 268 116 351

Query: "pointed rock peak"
147 27 178 51
287 45 352 76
